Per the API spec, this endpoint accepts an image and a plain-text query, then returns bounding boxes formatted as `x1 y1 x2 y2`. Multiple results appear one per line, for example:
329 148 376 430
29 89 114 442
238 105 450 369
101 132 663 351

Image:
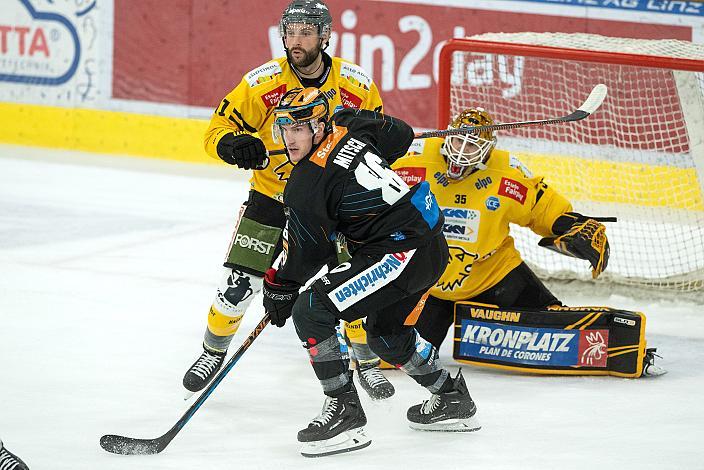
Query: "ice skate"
0 440 29 470
298 389 371 457
182 344 225 394
642 348 667 377
407 369 480 432
356 359 395 400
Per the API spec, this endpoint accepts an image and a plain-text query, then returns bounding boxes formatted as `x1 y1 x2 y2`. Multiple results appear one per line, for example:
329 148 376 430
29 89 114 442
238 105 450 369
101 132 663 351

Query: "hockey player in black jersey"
262 88 481 457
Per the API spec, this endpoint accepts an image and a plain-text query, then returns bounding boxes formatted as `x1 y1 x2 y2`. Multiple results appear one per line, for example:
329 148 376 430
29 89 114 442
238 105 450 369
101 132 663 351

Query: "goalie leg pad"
453 302 647 378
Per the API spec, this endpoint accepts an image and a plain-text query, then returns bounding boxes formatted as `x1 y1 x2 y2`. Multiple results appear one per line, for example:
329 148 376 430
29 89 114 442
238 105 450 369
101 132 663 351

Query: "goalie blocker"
453 302 647 378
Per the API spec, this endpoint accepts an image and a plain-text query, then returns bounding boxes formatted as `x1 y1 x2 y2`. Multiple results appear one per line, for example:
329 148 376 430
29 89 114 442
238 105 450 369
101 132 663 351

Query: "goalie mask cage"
437 33 704 300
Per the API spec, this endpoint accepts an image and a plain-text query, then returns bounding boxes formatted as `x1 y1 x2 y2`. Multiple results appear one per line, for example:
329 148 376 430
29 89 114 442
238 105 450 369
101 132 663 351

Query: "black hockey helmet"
279 0 333 39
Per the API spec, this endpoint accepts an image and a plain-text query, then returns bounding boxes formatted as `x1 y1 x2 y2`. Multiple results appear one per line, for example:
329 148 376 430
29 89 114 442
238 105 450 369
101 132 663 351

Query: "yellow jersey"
392 137 572 300
204 55 384 202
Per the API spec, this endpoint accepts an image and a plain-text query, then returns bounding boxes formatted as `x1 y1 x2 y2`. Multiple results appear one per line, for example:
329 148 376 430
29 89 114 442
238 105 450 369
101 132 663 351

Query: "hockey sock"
204 269 262 351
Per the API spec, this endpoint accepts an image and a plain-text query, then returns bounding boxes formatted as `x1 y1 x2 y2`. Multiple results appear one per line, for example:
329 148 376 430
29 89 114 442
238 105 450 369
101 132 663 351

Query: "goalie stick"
265 84 607 157
100 314 270 455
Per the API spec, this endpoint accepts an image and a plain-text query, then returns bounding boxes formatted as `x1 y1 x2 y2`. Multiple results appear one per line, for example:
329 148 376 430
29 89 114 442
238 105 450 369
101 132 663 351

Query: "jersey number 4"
355 152 409 205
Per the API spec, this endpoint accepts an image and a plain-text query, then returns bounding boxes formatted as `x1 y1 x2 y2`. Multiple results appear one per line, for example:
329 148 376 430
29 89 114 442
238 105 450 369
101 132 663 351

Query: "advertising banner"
0 0 110 107
112 0 697 128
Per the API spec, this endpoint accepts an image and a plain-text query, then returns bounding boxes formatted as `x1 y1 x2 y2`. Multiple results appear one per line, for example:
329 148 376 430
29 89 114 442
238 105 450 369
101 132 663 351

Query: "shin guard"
368 330 449 393
205 268 262 351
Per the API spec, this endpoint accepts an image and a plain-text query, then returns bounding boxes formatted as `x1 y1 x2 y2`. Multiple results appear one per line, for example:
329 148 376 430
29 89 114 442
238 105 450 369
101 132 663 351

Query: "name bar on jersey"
513 0 704 16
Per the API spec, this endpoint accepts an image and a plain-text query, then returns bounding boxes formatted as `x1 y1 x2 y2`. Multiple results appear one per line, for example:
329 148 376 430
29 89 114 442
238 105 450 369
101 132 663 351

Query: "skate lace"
420 393 442 415
0 447 22 470
190 351 221 380
360 366 389 389
312 396 339 427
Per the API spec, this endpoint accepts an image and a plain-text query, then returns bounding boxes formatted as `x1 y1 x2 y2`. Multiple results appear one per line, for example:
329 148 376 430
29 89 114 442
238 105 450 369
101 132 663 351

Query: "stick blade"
100 434 164 455
578 84 608 115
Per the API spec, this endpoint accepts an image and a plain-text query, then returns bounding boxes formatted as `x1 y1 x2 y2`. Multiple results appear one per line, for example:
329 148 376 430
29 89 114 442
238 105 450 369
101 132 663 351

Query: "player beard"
288 46 320 69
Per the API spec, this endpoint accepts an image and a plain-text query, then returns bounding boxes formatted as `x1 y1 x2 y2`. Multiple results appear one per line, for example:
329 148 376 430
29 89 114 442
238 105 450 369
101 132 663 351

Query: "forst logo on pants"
329 250 415 310
235 234 275 254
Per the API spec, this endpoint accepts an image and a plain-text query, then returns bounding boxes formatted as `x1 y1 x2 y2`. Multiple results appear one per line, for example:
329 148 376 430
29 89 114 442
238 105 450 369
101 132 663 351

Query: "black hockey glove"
262 268 299 327
539 212 610 279
216 132 268 170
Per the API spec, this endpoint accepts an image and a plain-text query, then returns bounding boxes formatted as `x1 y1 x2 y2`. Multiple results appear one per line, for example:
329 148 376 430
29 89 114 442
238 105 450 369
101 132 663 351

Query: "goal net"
437 33 704 299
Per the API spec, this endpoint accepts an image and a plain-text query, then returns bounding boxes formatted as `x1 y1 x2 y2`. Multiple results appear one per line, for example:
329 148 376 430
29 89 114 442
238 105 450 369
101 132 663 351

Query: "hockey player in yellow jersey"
392 108 613 350
183 0 394 399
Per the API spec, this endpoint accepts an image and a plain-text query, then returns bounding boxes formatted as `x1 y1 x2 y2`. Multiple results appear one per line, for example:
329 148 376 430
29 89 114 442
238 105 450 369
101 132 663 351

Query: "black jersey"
277 109 444 286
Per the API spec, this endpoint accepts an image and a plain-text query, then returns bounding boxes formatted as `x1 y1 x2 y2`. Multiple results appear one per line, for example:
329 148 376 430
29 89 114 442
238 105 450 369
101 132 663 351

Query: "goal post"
436 33 704 299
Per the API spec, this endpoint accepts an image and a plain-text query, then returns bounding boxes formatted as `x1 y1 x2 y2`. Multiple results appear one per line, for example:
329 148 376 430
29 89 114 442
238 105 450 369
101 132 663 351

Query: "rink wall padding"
0 102 216 164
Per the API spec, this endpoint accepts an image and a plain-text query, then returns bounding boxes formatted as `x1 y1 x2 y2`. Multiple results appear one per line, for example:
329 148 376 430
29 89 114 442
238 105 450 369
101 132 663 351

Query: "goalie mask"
441 108 497 180
280 0 332 47
272 87 330 146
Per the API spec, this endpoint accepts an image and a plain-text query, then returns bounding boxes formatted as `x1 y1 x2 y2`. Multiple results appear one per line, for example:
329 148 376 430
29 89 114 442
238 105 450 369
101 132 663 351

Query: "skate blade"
183 390 195 401
409 415 481 432
300 427 372 457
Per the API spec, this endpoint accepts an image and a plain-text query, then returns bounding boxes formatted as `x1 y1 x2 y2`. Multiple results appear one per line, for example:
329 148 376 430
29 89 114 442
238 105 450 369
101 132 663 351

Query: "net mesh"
444 33 704 298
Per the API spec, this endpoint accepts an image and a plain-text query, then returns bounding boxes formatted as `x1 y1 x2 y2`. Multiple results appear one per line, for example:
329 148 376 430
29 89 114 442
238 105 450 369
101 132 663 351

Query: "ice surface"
1 145 702 470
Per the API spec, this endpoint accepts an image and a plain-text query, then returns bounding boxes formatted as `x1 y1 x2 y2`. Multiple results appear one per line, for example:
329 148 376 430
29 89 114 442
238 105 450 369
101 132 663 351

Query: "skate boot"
642 348 667 377
298 389 372 457
0 440 29 470
407 369 480 432
182 344 226 393
356 359 395 400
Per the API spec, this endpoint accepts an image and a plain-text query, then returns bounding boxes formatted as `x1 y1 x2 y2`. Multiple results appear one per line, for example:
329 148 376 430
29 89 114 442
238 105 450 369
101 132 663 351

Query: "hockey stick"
266 84 607 157
417 83 607 138
100 314 271 455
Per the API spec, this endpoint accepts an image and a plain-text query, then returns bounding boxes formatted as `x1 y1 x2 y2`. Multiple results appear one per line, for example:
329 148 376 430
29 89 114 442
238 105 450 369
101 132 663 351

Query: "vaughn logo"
329 250 415 310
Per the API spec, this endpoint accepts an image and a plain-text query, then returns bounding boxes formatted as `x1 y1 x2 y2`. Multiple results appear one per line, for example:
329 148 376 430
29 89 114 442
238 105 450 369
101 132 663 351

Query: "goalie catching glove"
262 268 299 327
539 212 611 279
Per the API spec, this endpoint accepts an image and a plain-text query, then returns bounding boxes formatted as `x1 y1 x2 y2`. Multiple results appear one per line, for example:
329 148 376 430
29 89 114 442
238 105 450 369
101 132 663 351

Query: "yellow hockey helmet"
441 108 497 180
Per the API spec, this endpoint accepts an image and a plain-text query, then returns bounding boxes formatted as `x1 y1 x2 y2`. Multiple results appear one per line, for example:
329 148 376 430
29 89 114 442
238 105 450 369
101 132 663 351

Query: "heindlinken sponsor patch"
329 250 415 310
